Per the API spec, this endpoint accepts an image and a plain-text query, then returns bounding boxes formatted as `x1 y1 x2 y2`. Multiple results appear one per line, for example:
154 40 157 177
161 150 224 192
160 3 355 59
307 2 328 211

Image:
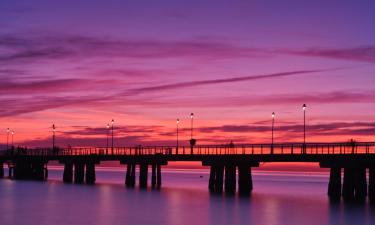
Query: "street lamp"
52 124 56 151
106 123 110 155
111 119 114 153
176 118 180 154
11 131 14 148
190 113 194 140
271 112 275 154
6 128 10 150
189 113 196 154
303 104 307 154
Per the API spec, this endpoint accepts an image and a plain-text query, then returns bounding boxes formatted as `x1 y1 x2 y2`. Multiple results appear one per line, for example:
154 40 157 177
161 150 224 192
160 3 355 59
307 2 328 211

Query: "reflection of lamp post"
176 119 180 154
303 104 307 154
52 124 56 151
111 119 114 153
6 128 10 150
271 112 275 154
106 123 110 155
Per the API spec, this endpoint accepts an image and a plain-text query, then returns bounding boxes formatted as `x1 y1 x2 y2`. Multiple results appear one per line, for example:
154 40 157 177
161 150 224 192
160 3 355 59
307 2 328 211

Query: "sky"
0 0 375 148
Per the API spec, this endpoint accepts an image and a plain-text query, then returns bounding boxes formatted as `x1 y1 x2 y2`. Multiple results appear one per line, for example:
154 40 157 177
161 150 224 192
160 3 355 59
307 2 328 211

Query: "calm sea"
0 167 374 225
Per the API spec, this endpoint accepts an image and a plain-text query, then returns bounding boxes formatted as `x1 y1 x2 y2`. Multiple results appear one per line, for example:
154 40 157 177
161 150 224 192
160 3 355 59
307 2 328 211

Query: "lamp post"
189 113 196 154
106 123 110 155
11 131 14 148
303 104 307 154
52 124 56 151
111 119 114 154
6 128 10 150
176 118 180 154
190 113 194 140
271 112 275 154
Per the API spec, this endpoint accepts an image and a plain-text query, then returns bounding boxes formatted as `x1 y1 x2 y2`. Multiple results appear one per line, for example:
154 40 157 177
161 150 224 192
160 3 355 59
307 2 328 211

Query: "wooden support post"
14 161 33 180
0 162 4 178
85 163 96 184
225 165 236 194
353 167 367 202
8 164 13 178
131 164 136 187
208 166 216 192
74 163 85 184
328 167 341 200
151 164 156 189
139 164 148 188
44 164 48 179
63 163 73 183
342 167 355 201
215 165 224 193
32 162 46 181
125 164 131 187
156 164 162 188
369 167 375 203
238 165 252 195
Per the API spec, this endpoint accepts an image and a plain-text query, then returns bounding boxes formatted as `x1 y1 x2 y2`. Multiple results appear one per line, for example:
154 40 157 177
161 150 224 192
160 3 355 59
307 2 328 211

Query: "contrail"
127 68 336 94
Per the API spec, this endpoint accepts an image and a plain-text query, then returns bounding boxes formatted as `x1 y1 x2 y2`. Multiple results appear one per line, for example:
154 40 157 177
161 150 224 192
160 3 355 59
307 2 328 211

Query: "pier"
1 142 375 202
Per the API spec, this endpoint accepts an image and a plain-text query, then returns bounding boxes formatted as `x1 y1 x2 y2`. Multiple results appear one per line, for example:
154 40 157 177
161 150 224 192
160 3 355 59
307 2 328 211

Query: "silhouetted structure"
1 142 375 202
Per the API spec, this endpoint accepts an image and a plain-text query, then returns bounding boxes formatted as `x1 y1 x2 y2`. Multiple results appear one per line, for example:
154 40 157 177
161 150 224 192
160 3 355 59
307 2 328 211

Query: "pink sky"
0 0 374 148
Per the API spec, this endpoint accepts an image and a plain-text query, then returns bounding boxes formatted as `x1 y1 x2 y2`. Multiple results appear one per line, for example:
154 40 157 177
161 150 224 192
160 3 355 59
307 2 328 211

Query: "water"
1 168 375 225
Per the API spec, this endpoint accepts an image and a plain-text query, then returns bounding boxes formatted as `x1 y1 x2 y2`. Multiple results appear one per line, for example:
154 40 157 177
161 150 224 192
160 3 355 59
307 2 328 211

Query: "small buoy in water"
200 175 203 178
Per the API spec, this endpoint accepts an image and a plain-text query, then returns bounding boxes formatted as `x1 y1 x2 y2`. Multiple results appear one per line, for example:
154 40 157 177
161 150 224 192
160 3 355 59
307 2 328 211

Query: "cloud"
197 122 375 138
61 125 165 136
0 33 267 65
0 79 90 94
127 69 328 94
17 121 375 147
282 46 375 63
0 95 108 117
144 90 375 107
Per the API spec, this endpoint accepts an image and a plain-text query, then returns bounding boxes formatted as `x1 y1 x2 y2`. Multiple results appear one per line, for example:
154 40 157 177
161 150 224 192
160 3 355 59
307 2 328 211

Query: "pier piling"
139 164 148 188
0 162 3 178
63 163 73 183
238 165 252 195
85 163 96 184
225 165 236 194
342 167 355 201
354 167 367 201
74 163 85 184
369 167 375 203
156 164 162 188
151 164 156 188
328 167 341 200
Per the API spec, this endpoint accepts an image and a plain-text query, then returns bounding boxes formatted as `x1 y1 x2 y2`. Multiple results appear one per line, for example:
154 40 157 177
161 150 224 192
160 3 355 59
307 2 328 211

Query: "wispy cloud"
197 122 375 135
18 121 375 147
127 69 329 94
281 46 375 63
0 33 267 65
0 79 89 94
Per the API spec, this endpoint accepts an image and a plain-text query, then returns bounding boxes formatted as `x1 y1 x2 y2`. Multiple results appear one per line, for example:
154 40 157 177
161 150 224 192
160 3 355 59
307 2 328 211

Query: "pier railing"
1 142 375 157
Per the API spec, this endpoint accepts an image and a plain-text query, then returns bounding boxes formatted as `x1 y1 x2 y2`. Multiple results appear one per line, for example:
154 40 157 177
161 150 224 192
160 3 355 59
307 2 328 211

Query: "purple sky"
0 0 375 147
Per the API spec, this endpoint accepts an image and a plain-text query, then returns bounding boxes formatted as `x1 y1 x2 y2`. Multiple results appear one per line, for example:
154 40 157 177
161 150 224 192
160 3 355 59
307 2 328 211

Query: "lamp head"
106 123 110 129
177 118 180 124
272 112 275 118
190 113 194 119
303 104 306 111
111 119 114 124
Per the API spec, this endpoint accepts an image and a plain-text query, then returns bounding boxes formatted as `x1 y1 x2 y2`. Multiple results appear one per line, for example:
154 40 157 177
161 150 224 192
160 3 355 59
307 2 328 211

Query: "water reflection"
0 169 374 225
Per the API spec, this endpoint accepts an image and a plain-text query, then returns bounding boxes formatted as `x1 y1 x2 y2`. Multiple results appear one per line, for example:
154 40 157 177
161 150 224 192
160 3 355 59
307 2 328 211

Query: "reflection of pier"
1 142 375 202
